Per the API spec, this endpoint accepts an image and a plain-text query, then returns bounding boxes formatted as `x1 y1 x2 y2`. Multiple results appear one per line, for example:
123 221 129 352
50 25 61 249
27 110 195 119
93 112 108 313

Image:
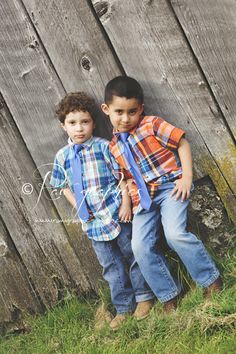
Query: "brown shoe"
204 277 223 299
109 313 130 331
133 300 154 320
163 297 177 313
94 303 113 330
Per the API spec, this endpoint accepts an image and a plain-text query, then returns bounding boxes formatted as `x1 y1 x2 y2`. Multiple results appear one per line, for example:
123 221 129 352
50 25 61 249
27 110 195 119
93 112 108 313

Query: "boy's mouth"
119 125 133 132
74 135 85 138
120 124 131 129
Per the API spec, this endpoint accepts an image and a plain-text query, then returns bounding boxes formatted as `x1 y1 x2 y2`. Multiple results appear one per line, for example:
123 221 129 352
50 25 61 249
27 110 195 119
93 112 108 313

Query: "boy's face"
101 96 144 132
62 110 95 144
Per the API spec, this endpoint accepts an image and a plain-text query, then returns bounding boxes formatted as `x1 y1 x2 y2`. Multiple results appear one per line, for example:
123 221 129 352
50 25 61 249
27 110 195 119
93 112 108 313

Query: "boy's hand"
118 201 132 223
170 177 192 202
118 179 132 222
175 138 193 202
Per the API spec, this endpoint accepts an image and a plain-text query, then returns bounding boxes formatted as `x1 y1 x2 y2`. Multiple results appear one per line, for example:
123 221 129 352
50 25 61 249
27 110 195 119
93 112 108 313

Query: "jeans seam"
200 271 220 288
110 242 129 309
93 240 133 313
196 246 219 287
135 294 155 302
148 224 177 293
133 208 179 300
135 290 153 295
156 255 179 293
159 289 181 303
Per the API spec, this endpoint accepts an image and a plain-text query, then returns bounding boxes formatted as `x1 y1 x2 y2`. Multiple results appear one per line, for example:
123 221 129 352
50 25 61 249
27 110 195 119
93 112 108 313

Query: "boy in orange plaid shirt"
101 76 222 311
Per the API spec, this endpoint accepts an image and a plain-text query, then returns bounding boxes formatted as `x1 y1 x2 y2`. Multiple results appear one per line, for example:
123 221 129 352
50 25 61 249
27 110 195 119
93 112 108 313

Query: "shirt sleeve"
49 154 68 189
152 117 185 149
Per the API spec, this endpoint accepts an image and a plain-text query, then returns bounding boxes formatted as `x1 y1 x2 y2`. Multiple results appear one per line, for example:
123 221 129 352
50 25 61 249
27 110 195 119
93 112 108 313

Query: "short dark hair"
56 92 96 123
105 76 144 104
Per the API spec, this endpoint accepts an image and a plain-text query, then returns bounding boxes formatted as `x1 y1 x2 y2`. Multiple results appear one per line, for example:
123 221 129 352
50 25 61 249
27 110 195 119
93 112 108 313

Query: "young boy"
101 76 222 311
50 92 153 330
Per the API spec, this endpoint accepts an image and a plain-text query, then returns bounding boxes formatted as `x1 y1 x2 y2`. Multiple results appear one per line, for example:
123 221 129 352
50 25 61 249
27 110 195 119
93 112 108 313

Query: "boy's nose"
76 124 83 131
121 114 129 122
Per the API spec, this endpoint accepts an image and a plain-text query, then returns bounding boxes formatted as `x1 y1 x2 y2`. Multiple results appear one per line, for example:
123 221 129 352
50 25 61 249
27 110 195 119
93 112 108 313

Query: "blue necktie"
119 133 152 210
72 144 90 221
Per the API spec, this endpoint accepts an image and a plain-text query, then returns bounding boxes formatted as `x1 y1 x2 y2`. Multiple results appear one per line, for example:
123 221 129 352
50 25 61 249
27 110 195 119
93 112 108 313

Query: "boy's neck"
68 135 94 146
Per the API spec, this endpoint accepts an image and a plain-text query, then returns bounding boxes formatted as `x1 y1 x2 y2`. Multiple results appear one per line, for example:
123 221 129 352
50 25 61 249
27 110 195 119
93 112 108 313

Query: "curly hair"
56 92 97 123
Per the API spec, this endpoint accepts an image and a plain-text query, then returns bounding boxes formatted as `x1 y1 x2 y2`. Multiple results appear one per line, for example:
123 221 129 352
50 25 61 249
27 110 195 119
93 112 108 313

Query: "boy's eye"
117 110 123 115
129 109 137 115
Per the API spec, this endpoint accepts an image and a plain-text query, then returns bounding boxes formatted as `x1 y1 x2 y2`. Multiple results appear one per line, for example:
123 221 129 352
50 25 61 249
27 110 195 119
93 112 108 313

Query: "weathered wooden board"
170 0 236 140
0 171 59 309
0 0 102 287
0 93 94 299
0 218 43 326
22 0 124 138
91 0 236 222
0 95 69 310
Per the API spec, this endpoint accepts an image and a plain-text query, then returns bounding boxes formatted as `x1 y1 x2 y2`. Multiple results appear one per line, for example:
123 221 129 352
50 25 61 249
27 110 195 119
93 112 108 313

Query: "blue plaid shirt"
50 136 122 241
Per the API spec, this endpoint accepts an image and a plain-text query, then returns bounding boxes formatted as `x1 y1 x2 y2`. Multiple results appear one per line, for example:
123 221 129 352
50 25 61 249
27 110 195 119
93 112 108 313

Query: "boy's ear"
101 103 109 116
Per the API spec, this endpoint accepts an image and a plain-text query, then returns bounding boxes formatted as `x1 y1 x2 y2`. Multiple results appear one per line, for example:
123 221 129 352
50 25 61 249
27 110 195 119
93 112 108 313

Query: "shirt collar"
68 136 94 149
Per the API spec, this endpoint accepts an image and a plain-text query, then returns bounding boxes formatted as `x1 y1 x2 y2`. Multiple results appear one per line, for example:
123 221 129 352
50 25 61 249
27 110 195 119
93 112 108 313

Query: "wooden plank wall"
91 0 236 219
0 0 235 326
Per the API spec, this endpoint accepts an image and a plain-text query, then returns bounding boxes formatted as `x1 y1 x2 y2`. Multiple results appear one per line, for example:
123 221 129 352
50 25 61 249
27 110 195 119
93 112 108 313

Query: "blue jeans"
132 183 220 303
92 223 153 314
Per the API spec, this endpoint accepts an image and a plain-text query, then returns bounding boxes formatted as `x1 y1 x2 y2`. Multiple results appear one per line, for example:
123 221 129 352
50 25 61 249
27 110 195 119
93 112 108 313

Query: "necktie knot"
119 132 130 143
73 144 83 155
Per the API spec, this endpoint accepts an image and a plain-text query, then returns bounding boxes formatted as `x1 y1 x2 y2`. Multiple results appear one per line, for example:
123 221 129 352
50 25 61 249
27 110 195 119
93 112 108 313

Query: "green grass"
0 248 235 354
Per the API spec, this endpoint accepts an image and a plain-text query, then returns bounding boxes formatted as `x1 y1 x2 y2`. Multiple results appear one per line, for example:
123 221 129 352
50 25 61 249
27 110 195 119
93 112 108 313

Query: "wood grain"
170 0 236 139
0 218 43 326
91 0 236 221
0 0 102 292
22 0 124 138
0 92 96 320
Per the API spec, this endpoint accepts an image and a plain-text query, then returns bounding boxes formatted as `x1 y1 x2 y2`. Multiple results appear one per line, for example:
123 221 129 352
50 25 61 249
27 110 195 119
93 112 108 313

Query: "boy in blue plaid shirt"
50 92 153 330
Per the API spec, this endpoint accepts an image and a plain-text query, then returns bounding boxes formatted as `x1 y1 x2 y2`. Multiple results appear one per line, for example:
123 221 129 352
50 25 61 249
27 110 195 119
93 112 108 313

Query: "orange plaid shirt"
109 116 185 211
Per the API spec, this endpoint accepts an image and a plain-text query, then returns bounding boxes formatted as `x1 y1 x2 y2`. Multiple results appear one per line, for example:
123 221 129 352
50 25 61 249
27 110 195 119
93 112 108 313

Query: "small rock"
201 208 223 230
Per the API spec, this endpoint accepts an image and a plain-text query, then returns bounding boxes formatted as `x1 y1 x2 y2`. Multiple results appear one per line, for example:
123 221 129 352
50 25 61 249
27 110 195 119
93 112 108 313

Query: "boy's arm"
62 187 77 209
118 179 132 222
105 144 132 222
170 138 193 202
